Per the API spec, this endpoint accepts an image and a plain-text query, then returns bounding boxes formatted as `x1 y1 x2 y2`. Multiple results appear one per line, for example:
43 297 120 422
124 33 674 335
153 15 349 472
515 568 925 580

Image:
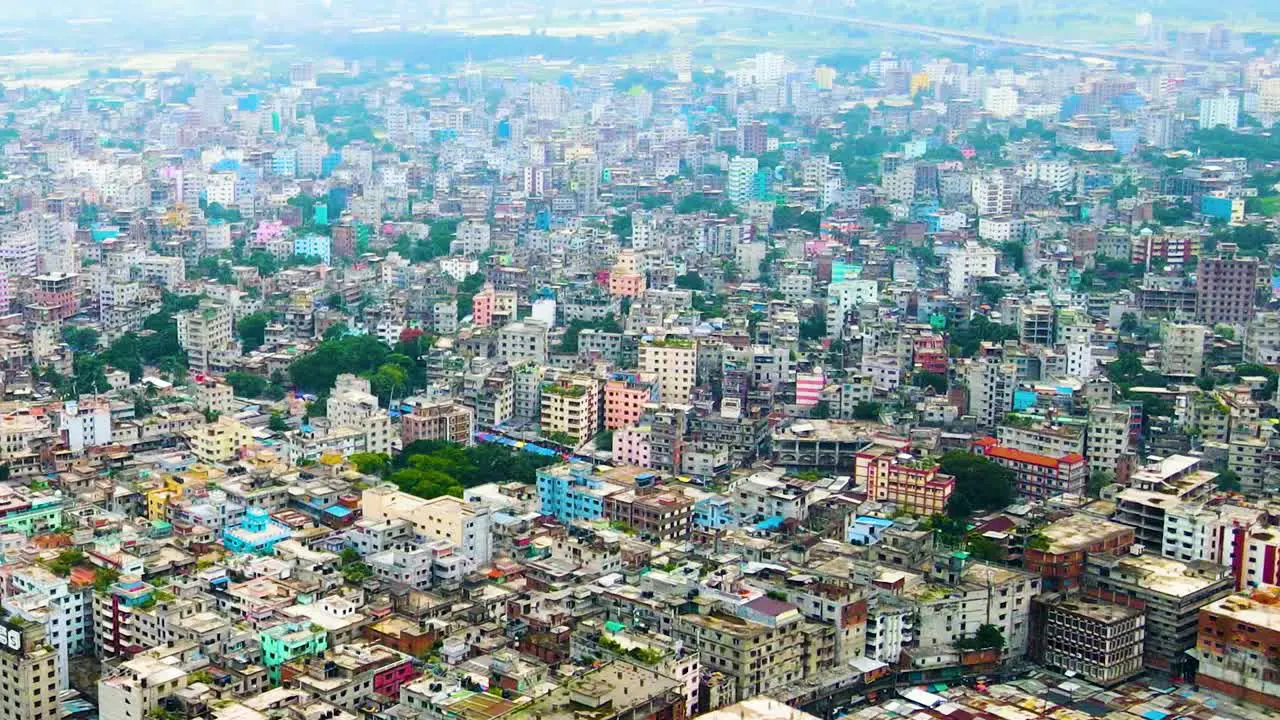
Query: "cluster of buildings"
2 11 1280 720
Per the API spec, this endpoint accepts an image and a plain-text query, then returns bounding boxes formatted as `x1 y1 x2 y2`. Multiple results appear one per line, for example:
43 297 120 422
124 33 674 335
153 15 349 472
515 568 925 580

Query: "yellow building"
186 416 254 464
540 374 601 444
361 485 492 567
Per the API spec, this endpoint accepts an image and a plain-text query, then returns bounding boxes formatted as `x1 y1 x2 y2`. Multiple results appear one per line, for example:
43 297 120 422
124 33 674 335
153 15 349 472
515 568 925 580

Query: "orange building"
854 443 954 516
1195 586 1280 709
603 372 656 430
1024 514 1134 591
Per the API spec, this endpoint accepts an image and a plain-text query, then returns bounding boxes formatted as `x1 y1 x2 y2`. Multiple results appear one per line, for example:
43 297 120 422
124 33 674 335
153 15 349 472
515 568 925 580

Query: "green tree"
226 371 268 398
861 205 891 226
349 452 390 476
1217 469 1242 492
268 413 289 433
237 312 271 352
911 372 948 394
852 401 882 420
674 272 706 291
939 451 1014 518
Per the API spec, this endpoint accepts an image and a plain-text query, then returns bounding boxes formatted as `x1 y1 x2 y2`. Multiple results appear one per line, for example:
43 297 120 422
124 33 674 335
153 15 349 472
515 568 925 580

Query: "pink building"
612 426 652 467
608 270 645 297
372 658 419 698
253 220 286 247
795 371 824 407
471 286 495 327
604 373 656 430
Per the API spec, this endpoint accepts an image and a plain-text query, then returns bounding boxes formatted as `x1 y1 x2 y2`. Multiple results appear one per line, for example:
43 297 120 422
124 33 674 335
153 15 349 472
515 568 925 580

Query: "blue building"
536 463 631 523
223 507 292 554
848 516 895 545
294 234 332 265
693 496 735 530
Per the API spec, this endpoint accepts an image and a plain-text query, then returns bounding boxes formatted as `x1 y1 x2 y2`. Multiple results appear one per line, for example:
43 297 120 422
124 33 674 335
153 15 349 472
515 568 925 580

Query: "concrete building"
1196 245 1259 326
497 320 549 364
1160 323 1209 377
964 359 1017 428
361 484 492 567
177 299 237 374
98 650 189 720
401 400 474 446
854 443 954 516
947 242 998 296
1194 585 1280 709
1032 594 1145 686
540 373 601 445
639 336 697 404
0 619 60 720
1084 550 1233 674
1025 514 1135 592
984 446 1088 500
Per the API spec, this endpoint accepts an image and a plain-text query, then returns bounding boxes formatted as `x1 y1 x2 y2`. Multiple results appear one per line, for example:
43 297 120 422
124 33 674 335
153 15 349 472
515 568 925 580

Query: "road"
714 4 1219 69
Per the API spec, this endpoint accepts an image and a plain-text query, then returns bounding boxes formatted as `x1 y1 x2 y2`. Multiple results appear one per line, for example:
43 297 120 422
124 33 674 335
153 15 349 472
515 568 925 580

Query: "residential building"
1084 550 1233 674
1031 594 1145 686
1194 585 1280 709
1197 245 1259 325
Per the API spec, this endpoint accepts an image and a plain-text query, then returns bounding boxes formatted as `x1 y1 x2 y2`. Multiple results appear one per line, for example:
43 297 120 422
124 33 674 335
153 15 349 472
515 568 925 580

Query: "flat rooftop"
1203 586 1280 631
1037 514 1132 554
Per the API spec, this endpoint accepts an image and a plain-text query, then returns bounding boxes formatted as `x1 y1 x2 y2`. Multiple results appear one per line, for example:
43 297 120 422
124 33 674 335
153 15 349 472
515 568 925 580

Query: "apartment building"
361 484 492 567
176 299 237 374
640 336 697 404
540 373 601 444
1194 586 1280 709
1025 514 1134 592
401 400 475 446
984 446 1088 500
854 443 955 516
1084 550 1233 674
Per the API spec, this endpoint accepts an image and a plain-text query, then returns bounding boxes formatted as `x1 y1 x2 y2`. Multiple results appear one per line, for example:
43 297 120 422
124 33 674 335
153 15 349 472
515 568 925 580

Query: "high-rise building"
727 157 759 207
963 358 1017 428
1199 91 1240 129
0 619 60 720
1197 244 1259 325
176 299 237 374
1032 594 1145 686
639 336 697 405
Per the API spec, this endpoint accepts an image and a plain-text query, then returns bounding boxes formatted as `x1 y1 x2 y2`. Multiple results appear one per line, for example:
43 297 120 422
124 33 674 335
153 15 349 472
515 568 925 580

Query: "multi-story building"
947 242 999 296
964 359 1017 428
984 446 1088 500
1162 502 1264 585
1114 455 1217 548
1084 549 1233 674
604 372 657 430
1031 594 1145 686
670 600 806 706
177 299 237 374
1160 322 1209 377
5 565 91 689
540 373 601 445
1194 585 1280 709
98 650 190 720
326 374 394 455
401 400 474 446
640 336 697 405
603 486 695 541
497 320 549 364
1025 514 1135 592
1086 403 1139 479
0 619 60 720
1197 244 1259 325
854 443 954 516
361 484 492 567
282 642 417 709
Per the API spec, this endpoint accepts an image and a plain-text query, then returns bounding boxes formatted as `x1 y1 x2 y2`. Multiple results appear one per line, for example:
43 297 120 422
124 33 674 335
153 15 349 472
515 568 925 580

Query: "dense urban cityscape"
4 3 1280 720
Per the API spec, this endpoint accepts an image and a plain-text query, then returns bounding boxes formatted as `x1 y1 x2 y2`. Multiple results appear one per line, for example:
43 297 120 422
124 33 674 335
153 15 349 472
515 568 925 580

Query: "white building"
947 243 998 296
1199 91 1240 130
